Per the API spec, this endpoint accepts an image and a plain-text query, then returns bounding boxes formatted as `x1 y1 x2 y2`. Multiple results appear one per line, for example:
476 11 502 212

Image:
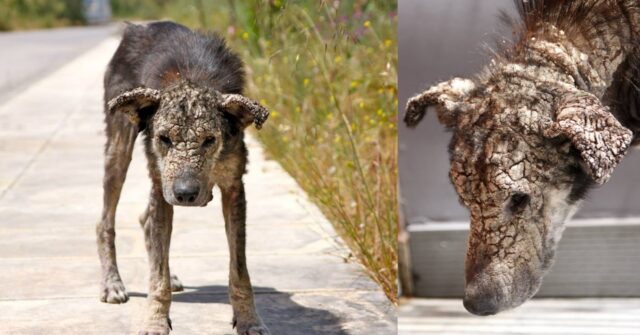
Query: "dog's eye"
158 135 172 147
509 192 530 213
202 136 216 147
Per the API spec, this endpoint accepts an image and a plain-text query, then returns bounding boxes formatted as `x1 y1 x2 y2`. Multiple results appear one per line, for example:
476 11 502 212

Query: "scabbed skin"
405 0 639 315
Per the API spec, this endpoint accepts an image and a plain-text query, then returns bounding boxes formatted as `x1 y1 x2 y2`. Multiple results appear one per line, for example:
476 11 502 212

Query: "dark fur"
105 21 244 102
605 50 640 144
502 0 640 53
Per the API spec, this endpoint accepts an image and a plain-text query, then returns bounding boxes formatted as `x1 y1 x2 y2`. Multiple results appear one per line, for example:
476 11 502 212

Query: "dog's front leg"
221 181 270 335
139 186 174 335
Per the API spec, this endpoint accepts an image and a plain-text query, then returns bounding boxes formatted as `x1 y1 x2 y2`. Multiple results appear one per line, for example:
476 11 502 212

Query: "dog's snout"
173 177 201 204
462 271 502 316
463 293 499 316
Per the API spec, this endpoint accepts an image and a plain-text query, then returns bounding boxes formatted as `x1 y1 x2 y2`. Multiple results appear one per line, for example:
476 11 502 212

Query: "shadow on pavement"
131 285 349 335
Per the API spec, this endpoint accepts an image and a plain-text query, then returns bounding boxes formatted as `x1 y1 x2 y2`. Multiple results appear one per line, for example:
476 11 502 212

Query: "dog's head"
404 70 632 315
108 81 268 206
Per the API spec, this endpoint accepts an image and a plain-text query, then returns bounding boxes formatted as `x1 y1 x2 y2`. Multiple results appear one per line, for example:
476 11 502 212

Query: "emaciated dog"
96 21 270 334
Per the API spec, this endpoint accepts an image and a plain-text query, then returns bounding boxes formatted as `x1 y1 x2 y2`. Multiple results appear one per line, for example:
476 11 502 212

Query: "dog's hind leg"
97 114 137 304
221 181 270 335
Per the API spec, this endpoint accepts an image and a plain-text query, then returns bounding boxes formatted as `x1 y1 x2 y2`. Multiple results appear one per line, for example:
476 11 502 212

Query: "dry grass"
113 0 398 303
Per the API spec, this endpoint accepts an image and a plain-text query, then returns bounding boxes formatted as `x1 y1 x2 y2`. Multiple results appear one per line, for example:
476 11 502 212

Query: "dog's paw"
139 317 171 335
170 274 183 292
100 278 129 304
233 316 270 335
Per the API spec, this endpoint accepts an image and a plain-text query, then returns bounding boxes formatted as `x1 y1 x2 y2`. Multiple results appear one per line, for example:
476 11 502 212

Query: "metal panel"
409 220 640 297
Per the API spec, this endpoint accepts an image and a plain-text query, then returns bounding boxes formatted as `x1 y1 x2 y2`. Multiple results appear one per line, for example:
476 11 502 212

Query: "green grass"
112 0 398 303
0 0 85 31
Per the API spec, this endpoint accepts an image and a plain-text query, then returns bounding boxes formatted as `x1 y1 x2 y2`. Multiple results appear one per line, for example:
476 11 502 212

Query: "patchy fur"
404 0 638 315
96 21 270 334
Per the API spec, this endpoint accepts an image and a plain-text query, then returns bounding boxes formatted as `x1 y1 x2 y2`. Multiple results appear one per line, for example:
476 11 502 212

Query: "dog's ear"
219 94 269 129
542 91 633 184
404 77 475 128
107 87 161 126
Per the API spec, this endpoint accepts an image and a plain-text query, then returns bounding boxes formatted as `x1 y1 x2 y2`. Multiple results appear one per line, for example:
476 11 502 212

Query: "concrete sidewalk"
0 37 395 334
0 25 116 101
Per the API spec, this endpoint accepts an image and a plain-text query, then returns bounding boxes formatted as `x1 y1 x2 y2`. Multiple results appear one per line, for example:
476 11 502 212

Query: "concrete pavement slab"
0 25 116 101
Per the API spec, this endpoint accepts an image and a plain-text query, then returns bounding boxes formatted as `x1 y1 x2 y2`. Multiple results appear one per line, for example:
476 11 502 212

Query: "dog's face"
404 68 633 315
449 115 583 315
150 84 228 206
108 82 269 206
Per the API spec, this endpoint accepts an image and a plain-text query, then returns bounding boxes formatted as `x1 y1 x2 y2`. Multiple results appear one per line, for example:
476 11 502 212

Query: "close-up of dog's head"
404 67 633 315
107 80 268 207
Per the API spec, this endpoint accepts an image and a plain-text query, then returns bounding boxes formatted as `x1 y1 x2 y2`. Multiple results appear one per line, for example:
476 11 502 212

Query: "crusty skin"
97 21 269 334
404 0 638 315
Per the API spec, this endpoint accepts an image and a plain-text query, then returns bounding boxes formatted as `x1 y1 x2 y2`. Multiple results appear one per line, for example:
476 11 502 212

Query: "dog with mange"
405 0 639 315
96 21 270 334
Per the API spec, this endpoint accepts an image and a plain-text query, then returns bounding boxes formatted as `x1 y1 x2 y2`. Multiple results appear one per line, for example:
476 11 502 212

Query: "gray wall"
398 0 640 226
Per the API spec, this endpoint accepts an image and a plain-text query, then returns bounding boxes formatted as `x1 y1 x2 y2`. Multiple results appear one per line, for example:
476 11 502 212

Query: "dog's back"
104 21 245 106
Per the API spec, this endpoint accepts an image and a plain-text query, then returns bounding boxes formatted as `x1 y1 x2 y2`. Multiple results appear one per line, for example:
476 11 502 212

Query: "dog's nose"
463 295 499 316
173 177 200 204
463 281 501 316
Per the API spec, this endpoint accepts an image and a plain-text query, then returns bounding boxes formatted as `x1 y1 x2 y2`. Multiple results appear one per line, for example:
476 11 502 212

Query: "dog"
404 0 639 315
96 21 270 334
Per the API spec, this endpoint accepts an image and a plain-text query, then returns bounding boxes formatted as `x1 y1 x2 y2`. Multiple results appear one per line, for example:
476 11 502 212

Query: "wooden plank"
399 298 640 335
